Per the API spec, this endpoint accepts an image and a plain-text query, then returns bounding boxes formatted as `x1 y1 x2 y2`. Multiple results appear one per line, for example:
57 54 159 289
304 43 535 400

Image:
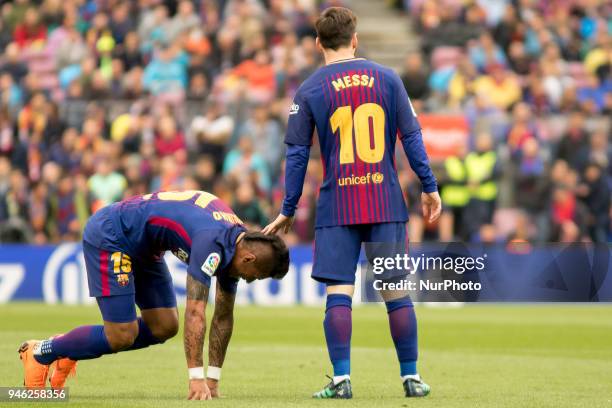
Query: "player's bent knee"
152 319 179 341
104 321 139 351
145 311 179 341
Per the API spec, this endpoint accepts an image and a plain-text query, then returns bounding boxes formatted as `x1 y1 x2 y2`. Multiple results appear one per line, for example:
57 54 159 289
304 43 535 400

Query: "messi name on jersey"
331 74 375 92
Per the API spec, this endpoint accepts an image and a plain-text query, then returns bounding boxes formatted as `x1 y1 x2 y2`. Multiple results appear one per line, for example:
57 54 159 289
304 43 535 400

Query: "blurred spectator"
506 42 533 76
447 56 479 108
400 52 430 108
0 157 14 221
193 156 217 192
151 155 184 192
233 181 268 227
113 31 144 72
56 28 91 71
492 4 519 53
42 102 65 146
0 43 28 84
142 45 188 96
551 186 583 242
439 147 470 241
472 64 520 110
2 167 30 228
238 104 283 176
189 100 234 171
109 1 133 45
514 138 550 241
0 73 22 119
577 163 610 243
40 0 66 29
138 4 170 54
154 115 186 159
223 137 271 193
539 43 571 109
14 8 47 48
577 74 610 114
463 133 499 239
582 130 612 179
231 50 276 102
88 158 127 209
468 32 507 72
4 0 32 34
28 181 49 243
506 102 538 156
48 128 81 172
166 0 200 43
556 111 589 170
49 175 76 240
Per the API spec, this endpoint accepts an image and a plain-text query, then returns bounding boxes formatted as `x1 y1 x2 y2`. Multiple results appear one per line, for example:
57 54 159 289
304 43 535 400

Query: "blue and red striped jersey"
284 58 437 227
87 191 246 291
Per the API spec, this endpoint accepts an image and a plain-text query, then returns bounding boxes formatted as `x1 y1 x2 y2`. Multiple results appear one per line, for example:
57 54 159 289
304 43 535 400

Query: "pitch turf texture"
1 304 611 407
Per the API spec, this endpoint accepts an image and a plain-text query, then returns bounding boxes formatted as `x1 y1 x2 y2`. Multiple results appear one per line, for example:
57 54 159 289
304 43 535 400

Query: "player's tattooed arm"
184 274 209 368
208 280 236 368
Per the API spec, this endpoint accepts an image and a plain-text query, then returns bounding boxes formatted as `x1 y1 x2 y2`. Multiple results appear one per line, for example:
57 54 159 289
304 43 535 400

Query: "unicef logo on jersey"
42 244 94 305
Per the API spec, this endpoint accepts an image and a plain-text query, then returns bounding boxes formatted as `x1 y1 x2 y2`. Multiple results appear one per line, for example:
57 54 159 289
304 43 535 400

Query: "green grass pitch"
1 303 611 407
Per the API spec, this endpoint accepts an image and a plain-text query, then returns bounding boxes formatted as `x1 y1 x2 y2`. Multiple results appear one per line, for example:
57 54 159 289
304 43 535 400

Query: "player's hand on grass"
206 378 220 398
188 379 212 400
421 191 442 223
262 214 294 235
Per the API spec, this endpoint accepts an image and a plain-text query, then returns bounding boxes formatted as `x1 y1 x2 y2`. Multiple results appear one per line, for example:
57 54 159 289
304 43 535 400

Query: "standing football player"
19 190 289 400
263 7 441 399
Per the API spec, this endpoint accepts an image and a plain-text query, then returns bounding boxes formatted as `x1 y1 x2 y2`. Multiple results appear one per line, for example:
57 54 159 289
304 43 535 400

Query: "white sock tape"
188 367 205 380
206 366 221 380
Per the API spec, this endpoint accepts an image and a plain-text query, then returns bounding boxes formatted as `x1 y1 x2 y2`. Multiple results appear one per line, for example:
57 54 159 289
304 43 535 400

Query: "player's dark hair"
315 7 357 51
242 232 290 280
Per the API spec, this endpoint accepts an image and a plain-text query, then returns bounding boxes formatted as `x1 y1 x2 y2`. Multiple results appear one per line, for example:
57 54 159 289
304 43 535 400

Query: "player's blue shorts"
312 222 407 285
83 207 177 323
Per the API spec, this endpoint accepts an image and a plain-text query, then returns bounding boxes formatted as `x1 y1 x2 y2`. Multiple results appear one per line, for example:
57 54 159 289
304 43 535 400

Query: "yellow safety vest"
441 156 470 207
465 151 497 201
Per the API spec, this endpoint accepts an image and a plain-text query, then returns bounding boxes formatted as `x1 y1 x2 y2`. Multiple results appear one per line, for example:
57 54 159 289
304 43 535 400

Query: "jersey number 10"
330 103 385 165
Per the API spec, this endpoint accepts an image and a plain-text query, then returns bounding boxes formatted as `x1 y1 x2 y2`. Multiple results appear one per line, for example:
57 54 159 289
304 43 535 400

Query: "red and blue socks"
386 298 419 380
323 294 352 384
34 325 112 364
33 318 162 365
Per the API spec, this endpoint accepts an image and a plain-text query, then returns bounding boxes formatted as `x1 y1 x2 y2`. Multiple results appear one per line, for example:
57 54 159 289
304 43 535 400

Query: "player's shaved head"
242 232 290 280
315 7 357 51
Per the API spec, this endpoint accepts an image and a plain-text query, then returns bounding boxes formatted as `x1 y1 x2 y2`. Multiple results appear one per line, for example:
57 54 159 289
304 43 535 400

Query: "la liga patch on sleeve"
201 252 221 277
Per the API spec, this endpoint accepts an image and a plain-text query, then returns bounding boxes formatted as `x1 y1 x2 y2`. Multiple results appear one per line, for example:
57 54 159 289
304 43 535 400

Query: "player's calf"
383 296 431 397
148 321 178 342
140 307 179 342
107 317 176 352
104 321 139 351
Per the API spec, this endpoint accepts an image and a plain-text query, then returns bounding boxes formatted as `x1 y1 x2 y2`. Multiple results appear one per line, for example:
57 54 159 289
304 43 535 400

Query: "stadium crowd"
0 0 610 245
394 0 611 243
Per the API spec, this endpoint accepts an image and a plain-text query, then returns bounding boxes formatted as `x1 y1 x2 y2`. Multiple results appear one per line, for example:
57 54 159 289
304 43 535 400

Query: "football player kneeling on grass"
19 190 289 400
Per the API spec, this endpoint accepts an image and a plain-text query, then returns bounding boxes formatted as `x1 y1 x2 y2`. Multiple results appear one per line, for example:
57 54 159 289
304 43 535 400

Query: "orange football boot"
49 358 77 389
18 341 50 388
